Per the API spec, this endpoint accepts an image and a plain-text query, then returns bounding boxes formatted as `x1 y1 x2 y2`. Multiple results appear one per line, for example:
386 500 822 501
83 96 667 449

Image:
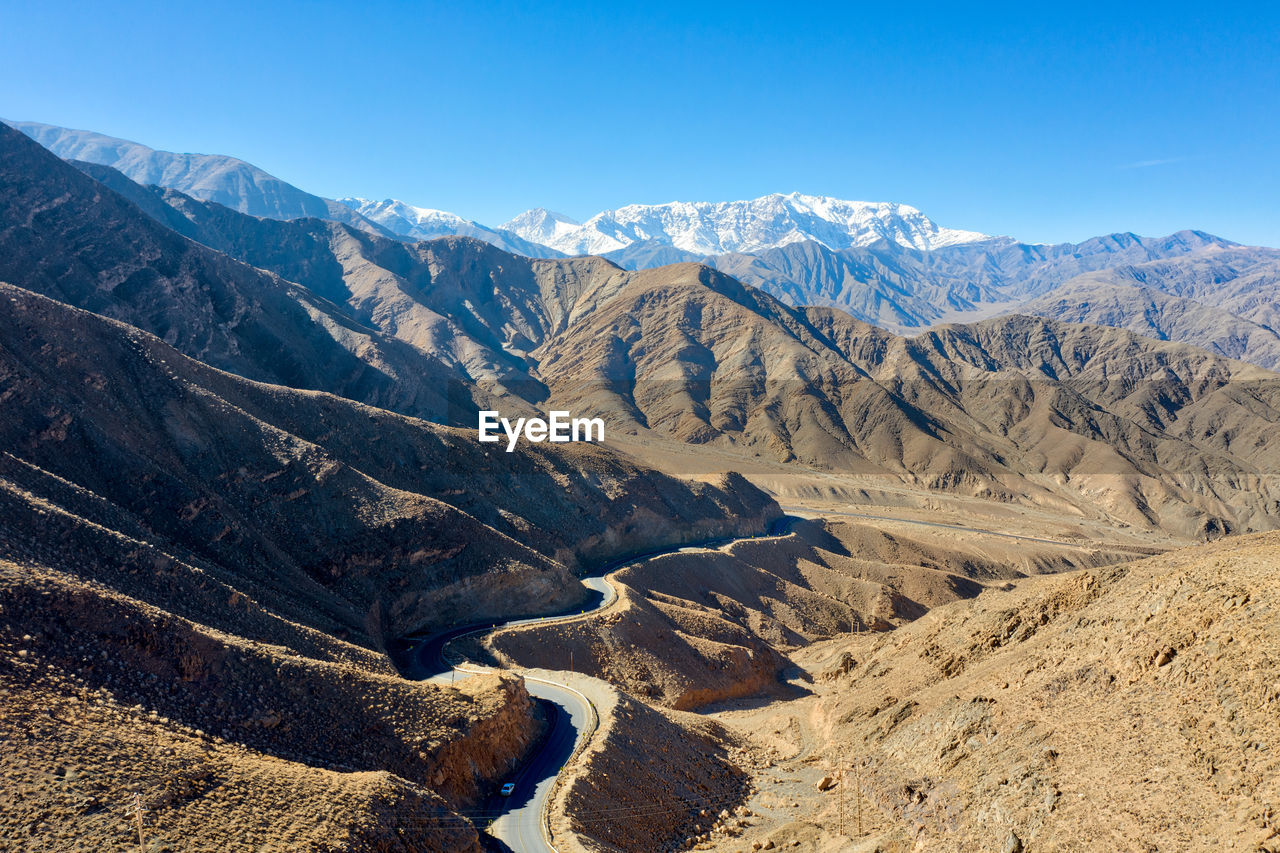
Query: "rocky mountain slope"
486 518 1135 711
0 276 778 849
58 158 629 398
21 144 1280 540
540 672 752 852
6 119 388 234
0 281 777 633
534 261 1280 538
21 120 1280 377
663 230 1235 332
713 530 1280 852
25 120 1280 377
1019 248 1280 369
0 121 469 422
0 555 536 852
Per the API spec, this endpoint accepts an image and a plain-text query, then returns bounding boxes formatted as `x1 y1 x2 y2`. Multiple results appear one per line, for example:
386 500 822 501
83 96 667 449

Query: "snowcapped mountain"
340 197 470 238
13 118 990 261
338 197 562 258
502 192 992 256
501 208 582 247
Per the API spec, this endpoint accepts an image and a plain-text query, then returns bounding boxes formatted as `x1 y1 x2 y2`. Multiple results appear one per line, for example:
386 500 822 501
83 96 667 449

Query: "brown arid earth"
0 280 778 850
0 557 537 852
685 531 1280 853
4 114 1280 853
508 670 754 853
8 121 1276 542
484 515 1150 711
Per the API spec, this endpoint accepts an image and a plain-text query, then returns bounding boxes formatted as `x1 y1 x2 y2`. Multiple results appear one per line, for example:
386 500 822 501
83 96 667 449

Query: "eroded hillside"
0 279 779 851
483 519 1137 711
702 532 1280 852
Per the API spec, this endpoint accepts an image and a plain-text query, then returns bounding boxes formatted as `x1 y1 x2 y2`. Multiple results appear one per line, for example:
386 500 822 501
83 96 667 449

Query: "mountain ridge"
339 196 564 258
503 192 992 255
4 119 394 237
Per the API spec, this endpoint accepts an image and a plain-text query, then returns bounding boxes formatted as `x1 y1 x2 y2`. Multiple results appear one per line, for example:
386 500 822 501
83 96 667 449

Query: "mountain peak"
338 197 466 228
500 208 583 247
504 192 992 256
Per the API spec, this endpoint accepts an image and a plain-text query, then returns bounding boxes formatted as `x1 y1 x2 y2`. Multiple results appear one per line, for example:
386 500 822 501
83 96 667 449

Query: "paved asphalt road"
391 518 796 852
387 508 1141 850
484 679 593 852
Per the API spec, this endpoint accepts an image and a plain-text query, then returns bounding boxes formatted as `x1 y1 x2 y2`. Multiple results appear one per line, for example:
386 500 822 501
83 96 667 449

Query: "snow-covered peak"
336 197 565 258
504 192 990 256
339 197 468 237
500 208 581 247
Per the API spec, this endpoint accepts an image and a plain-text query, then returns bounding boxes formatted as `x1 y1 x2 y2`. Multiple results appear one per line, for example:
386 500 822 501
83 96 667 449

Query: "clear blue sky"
3 0 1278 246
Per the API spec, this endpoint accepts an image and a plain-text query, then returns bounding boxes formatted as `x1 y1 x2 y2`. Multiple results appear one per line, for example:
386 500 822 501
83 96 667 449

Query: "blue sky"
3 0 1278 245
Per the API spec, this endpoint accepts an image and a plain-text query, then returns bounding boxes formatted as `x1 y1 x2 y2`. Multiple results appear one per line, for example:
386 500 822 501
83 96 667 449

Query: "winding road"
394 506 1135 850
395 519 792 852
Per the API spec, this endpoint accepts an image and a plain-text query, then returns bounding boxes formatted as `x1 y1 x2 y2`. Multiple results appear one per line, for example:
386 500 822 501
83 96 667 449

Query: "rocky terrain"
0 554 537 852
26 141 1280 544
536 262 1280 538
18 118 1280 380
0 280 776 636
1019 247 1280 370
4 113 1279 853
694 531 1280 852
611 230 1235 331
485 519 1137 711
0 279 777 850
0 121 475 422
6 120 391 234
525 670 752 853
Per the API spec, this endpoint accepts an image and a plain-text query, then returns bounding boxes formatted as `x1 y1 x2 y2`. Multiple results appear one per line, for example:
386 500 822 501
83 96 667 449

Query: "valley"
0 111 1277 853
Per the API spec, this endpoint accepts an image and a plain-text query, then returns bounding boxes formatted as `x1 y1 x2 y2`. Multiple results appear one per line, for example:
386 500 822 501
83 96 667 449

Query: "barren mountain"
6 119 391 235
18 146 1279 539
24 120 1276 374
1020 279 1280 370
1019 248 1280 369
485 518 1135 711
54 161 616 395
684 230 1236 332
0 556 537 852
0 276 779 849
0 121 471 421
0 280 777 630
530 262 1280 538
5 115 1280 853
705 531 1280 852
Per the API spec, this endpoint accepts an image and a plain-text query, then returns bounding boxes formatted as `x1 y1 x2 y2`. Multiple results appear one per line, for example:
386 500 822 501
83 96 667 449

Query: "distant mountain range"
8 118 1280 371
338 196 561 257
6 119 393 235
499 194 991 255
6 120 1277 540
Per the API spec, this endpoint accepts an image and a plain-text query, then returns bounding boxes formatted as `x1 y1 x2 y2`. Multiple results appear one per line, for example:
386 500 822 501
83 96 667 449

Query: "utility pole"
856 763 863 836
569 650 573 674
838 769 845 836
132 792 146 853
